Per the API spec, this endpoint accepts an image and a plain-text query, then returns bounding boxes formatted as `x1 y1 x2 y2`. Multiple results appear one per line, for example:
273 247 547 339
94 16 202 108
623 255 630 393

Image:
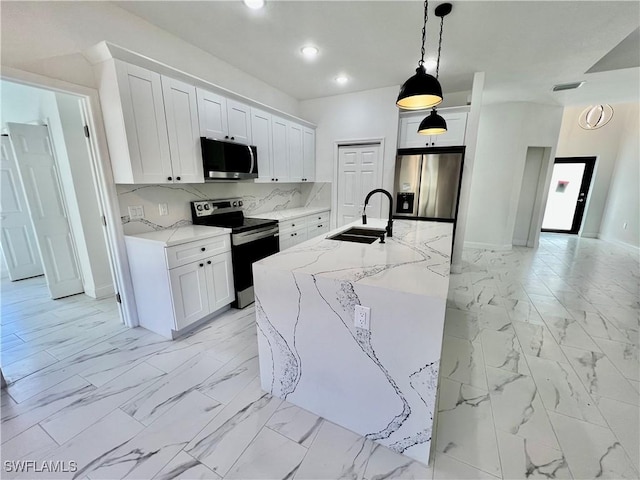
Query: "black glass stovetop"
194 211 277 233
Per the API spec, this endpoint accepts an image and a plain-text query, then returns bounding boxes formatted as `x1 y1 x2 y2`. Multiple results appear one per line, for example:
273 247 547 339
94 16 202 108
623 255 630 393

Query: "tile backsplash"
117 182 331 235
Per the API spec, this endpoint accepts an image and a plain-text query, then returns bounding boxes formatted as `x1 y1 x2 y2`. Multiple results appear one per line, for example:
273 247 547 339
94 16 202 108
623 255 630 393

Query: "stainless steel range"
191 198 279 308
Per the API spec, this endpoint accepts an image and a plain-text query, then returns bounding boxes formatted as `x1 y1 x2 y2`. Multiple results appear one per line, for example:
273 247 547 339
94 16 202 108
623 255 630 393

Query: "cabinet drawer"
308 222 330 239
279 218 306 234
166 235 230 269
305 211 329 226
281 225 306 243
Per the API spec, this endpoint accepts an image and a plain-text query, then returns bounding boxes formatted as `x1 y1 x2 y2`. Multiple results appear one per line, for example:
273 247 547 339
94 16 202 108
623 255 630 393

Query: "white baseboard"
579 232 598 238
597 235 640 254
464 241 513 251
85 283 115 299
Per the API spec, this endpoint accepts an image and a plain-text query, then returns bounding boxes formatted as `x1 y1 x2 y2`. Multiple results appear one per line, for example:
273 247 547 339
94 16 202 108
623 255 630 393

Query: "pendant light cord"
419 0 429 68
436 15 444 79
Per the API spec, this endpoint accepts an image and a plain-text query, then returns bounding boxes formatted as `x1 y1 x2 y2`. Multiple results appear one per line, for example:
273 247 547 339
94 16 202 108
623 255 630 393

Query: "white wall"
555 102 635 239
299 85 400 214
513 147 545 246
1 2 299 117
465 102 564 249
599 103 639 249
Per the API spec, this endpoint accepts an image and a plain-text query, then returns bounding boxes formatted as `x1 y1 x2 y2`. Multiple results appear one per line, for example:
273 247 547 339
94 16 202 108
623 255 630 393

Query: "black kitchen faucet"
362 188 393 238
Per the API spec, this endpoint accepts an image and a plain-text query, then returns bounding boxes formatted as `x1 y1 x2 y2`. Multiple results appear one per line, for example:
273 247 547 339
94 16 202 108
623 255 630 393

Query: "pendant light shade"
396 67 443 110
396 0 444 110
418 109 447 135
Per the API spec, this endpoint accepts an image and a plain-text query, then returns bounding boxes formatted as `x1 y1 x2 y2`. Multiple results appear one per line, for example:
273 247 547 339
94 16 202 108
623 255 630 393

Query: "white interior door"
0 135 44 281
337 144 382 227
7 123 84 299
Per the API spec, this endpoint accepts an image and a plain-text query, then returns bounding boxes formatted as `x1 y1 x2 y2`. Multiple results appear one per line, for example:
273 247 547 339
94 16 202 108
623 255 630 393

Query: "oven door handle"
232 226 279 246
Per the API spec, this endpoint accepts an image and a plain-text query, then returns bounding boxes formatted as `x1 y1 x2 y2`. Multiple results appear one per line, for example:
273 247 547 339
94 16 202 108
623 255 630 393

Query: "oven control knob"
196 204 203 211
204 204 210 210
239 201 243 207
232 201 238 207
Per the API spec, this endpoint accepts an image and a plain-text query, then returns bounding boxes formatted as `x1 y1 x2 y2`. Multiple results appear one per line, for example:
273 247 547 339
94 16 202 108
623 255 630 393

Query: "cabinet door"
169 261 210 330
115 60 172 184
302 127 315 182
432 112 468 147
272 116 289 182
197 88 228 140
398 115 431 149
226 100 252 145
288 122 304 182
251 108 273 181
161 77 204 183
205 252 234 312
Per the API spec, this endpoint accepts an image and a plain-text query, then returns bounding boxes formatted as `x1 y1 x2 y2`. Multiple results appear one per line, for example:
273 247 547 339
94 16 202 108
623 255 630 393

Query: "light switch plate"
354 305 370 330
159 203 169 216
128 205 144 220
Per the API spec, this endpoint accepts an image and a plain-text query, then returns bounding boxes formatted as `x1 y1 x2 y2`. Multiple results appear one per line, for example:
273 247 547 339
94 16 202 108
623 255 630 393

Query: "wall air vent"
552 82 584 92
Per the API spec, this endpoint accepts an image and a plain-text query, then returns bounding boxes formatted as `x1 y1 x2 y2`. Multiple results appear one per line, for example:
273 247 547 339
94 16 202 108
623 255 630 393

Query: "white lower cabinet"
278 210 330 250
125 231 234 339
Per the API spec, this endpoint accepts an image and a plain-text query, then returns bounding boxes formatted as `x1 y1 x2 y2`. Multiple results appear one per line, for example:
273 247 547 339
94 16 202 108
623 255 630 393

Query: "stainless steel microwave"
201 137 258 181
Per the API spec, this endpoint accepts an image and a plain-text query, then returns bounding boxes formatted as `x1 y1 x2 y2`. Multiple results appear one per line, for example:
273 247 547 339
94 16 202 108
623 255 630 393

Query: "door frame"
1 66 138 328
542 156 596 235
332 138 385 229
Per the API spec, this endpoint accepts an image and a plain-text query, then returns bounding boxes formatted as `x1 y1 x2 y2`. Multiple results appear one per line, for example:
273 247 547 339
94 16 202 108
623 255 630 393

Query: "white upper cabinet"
302 127 315 182
287 122 304 182
197 89 228 140
226 99 252 144
251 108 273 182
398 111 468 149
161 76 203 183
197 89 252 144
113 60 173 184
271 116 289 182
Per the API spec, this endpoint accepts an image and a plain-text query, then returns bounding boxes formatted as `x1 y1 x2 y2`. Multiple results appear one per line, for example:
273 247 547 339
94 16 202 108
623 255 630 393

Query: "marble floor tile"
443 308 480 342
595 397 640 471
440 335 487 389
197 344 259 404
542 315 602 351
153 451 220 480
1 350 58 385
0 425 59 480
526 356 607 427
561 345 639 405
592 337 639 381
435 378 501 477
528 295 572 318
486 367 559 449
225 426 307 479
265 402 323 448
480 330 530 375
122 352 225 426
40 362 166 444
595 306 640 345
512 321 567 363
144 339 209 373
629 379 640 394
495 430 570 479
363 443 433 480
502 299 545 325
293 420 373 480
86 391 222 480
548 411 639 479
568 308 632 344
431 453 500 479
186 377 282 477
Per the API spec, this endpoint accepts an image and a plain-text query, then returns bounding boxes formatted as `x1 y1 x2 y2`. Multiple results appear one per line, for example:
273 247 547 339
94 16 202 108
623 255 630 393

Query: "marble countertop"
124 225 231 247
247 206 330 222
255 218 453 298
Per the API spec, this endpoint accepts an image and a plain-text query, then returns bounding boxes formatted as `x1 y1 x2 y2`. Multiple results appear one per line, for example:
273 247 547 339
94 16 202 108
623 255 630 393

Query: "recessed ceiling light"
243 0 265 10
335 75 349 85
301 46 319 59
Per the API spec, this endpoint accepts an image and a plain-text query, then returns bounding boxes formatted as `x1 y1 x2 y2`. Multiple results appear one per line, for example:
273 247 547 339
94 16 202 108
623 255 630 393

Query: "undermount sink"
328 226 386 244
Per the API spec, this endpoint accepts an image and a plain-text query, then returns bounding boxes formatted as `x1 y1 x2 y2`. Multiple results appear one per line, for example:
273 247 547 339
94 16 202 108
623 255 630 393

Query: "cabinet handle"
167 176 172 181
276 178 279 181
225 135 229 139
432 142 435 145
271 178 275 181
207 260 212 265
318 224 322 228
176 176 181 181
199 263 204 267
201 247 206 252
231 136 235 140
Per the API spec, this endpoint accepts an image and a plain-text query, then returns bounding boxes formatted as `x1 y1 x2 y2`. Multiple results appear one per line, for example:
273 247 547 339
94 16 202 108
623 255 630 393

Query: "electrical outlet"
159 203 169 216
354 305 371 330
128 205 144 220
623 222 628 230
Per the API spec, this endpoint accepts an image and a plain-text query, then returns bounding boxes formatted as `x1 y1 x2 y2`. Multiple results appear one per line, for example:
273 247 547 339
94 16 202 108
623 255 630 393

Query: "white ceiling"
114 1 640 106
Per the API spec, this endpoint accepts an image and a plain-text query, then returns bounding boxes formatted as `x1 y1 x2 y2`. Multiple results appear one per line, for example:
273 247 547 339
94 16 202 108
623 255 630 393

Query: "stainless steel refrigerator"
393 147 465 221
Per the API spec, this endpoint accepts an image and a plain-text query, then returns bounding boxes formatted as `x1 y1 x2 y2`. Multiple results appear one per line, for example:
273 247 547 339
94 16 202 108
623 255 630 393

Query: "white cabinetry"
251 108 273 182
125 230 234 338
302 127 315 182
197 89 252 144
98 59 202 184
288 122 304 182
279 210 330 250
271 116 289 182
398 111 468 149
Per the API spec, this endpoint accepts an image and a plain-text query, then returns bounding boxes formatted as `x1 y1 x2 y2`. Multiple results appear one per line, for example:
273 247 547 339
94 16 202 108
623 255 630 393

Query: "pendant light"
419 3 452 136
396 0 443 110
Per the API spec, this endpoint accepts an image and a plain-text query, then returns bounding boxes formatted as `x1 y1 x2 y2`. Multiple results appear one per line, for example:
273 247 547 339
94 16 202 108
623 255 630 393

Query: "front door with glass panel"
541 157 596 234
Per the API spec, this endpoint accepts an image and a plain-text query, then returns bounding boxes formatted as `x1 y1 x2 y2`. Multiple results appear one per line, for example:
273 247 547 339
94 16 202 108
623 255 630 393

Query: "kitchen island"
253 218 453 465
